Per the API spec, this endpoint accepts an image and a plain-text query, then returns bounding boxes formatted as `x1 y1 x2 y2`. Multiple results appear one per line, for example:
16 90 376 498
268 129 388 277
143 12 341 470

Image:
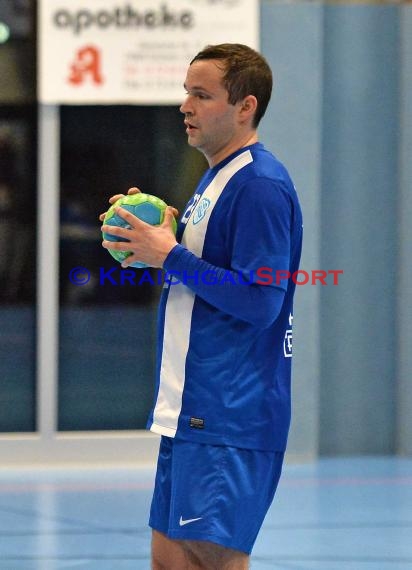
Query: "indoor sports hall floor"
0 456 411 569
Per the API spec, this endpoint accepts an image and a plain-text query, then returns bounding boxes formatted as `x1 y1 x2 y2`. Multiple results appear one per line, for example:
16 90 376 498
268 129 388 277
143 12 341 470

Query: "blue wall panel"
260 2 407 457
320 6 399 455
397 6 412 456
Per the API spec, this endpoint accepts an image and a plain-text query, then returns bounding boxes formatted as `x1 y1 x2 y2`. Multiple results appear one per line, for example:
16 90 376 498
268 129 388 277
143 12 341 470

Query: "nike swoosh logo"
179 516 202 527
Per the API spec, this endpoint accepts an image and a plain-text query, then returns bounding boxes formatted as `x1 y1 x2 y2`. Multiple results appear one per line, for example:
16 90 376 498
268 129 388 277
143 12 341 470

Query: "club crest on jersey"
181 193 202 225
192 198 211 225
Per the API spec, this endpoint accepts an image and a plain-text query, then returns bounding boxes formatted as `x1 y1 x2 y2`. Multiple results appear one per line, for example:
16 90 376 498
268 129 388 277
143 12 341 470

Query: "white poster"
38 0 259 104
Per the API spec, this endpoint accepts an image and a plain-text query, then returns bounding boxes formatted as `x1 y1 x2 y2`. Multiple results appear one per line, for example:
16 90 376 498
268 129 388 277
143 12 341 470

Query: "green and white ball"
102 193 177 268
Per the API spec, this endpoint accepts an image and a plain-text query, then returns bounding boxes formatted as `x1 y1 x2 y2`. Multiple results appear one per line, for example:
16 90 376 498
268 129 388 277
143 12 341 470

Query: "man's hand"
102 205 178 269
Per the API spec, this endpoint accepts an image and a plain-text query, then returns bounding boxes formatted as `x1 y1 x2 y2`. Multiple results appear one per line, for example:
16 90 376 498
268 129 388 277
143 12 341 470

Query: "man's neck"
206 132 259 168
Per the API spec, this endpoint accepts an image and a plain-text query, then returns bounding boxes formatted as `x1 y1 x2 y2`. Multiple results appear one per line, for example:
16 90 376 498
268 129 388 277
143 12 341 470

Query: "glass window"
58 105 206 431
0 114 37 432
0 0 37 433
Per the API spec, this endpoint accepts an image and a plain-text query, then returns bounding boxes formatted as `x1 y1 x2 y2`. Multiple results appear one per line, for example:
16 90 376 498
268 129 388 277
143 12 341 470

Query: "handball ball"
102 193 177 268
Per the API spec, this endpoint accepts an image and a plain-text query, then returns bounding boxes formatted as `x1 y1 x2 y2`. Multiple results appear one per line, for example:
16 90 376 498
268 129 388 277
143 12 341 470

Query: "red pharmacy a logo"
68 45 104 86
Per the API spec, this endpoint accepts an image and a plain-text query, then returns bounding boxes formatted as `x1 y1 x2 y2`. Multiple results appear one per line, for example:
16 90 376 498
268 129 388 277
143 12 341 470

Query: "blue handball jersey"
147 143 303 451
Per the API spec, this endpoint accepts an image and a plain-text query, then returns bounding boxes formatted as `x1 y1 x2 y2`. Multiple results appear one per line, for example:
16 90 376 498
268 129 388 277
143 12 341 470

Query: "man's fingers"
103 206 147 232
102 205 174 244
109 193 125 204
102 239 129 250
108 187 141 206
161 206 177 229
114 205 142 227
100 188 143 223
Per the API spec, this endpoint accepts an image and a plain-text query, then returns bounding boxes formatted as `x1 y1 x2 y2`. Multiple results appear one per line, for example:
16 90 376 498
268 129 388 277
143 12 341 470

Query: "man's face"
180 59 241 166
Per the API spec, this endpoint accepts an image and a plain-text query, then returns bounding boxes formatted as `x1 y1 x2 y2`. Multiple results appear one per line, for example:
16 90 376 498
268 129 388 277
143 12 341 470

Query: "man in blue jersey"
102 44 302 569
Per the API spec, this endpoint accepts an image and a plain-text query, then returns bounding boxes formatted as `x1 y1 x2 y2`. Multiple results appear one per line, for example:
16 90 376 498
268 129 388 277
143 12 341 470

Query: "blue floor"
0 456 411 569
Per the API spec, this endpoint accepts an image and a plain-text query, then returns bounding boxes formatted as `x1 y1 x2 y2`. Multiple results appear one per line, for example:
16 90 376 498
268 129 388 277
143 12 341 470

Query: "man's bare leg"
151 530 196 570
152 530 249 570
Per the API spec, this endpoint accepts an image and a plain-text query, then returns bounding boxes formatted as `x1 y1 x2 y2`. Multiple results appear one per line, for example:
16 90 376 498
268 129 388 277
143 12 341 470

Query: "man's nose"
180 95 192 115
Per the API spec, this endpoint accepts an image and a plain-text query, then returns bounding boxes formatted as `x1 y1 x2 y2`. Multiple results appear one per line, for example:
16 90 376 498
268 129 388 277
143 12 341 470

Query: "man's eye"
184 91 210 100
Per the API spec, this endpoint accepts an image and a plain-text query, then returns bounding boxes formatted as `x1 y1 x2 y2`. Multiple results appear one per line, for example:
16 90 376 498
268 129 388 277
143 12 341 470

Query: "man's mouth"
184 120 198 133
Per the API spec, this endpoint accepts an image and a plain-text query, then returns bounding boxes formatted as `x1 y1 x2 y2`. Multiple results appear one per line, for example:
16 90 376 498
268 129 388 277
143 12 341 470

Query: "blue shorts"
149 436 284 554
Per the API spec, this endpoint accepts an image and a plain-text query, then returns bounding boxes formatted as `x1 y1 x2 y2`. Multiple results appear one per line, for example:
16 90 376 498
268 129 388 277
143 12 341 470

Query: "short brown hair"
190 43 273 128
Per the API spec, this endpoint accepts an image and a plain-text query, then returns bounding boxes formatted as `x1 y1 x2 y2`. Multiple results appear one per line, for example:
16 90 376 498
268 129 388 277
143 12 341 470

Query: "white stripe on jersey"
150 150 253 437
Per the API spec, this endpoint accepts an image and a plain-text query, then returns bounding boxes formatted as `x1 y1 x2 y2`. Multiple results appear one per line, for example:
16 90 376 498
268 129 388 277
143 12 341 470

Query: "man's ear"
238 95 258 123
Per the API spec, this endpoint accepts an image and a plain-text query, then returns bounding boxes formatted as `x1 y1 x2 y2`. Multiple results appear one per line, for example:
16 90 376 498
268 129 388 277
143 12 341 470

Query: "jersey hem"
149 520 252 554
173 430 288 453
150 423 177 438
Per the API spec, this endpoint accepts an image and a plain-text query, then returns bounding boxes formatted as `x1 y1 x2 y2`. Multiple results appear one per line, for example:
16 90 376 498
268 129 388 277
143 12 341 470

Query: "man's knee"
151 530 249 570
182 539 249 570
152 530 190 570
